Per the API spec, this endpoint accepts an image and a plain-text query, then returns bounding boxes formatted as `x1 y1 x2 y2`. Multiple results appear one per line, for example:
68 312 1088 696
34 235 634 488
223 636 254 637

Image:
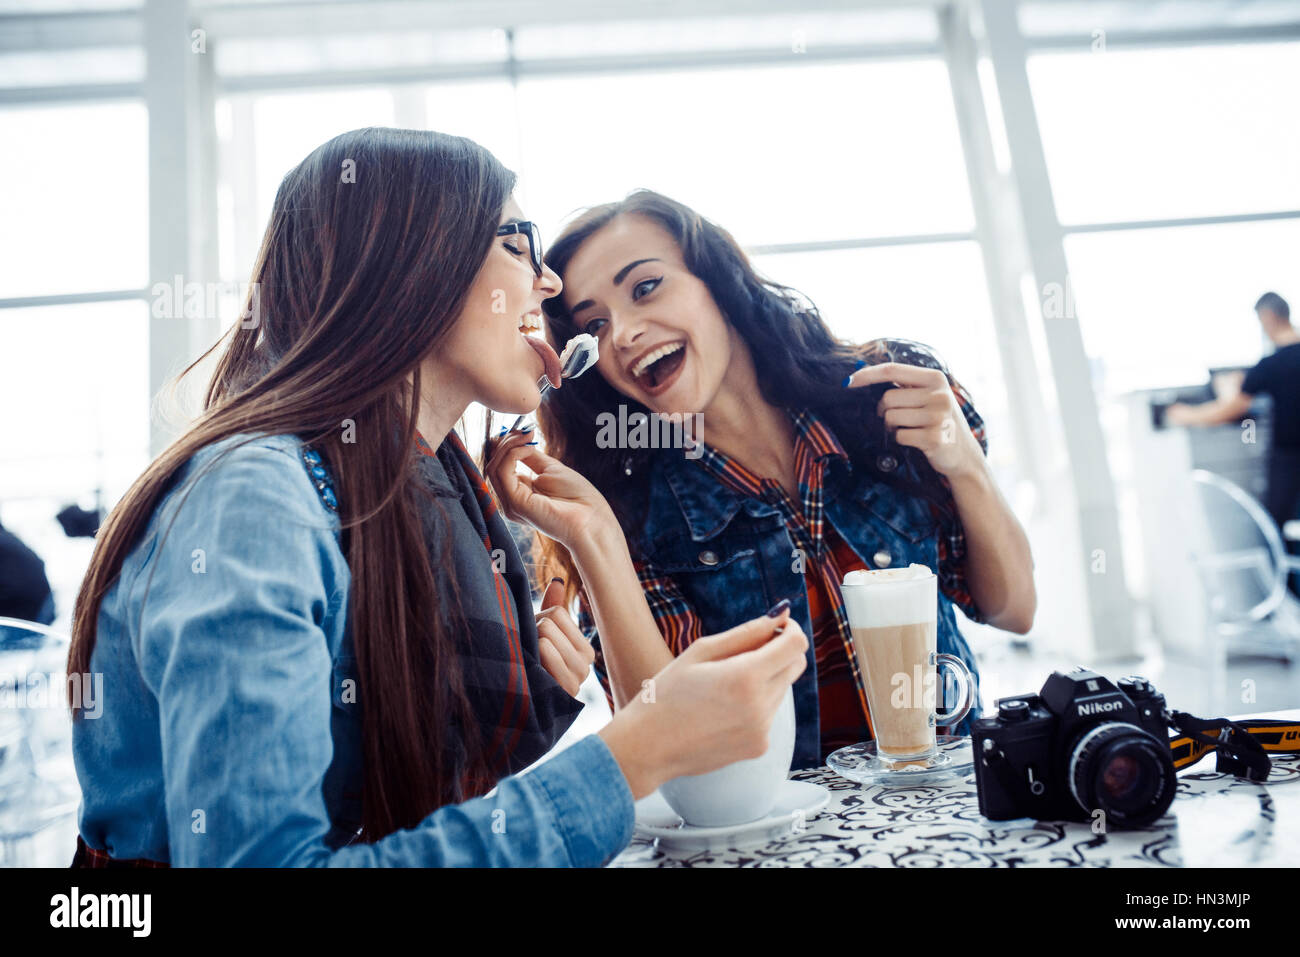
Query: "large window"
751 241 1012 480
0 101 148 299
0 101 149 632
1027 41 1300 396
1029 42 1300 226
515 58 974 245
1064 218 1299 398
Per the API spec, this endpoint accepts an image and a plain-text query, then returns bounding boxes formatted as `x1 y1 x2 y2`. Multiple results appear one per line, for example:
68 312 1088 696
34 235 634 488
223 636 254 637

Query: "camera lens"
1067 722 1176 827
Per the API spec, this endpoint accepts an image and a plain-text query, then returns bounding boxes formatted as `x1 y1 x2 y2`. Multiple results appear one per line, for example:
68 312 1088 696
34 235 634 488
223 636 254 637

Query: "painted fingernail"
518 423 535 434
498 426 508 434
841 375 853 388
854 359 867 369
551 576 565 585
766 598 791 618
526 441 538 445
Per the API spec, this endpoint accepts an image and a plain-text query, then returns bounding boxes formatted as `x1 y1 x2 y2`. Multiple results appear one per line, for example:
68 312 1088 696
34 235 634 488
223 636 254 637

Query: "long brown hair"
534 189 951 607
68 127 514 841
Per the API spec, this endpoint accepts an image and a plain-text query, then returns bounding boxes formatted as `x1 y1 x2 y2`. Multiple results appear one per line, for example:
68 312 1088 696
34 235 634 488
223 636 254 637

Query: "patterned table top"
610 712 1300 868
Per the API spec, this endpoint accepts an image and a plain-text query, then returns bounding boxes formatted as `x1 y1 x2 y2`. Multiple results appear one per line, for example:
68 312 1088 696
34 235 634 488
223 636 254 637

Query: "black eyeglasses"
496 221 544 278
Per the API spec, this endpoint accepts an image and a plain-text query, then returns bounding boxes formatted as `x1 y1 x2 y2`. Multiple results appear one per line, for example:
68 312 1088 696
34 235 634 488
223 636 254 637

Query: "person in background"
0 515 56 633
1167 292 1300 590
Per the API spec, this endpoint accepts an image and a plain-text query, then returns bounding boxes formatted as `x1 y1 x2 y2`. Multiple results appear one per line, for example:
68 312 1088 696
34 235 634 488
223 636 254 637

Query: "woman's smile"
627 339 687 397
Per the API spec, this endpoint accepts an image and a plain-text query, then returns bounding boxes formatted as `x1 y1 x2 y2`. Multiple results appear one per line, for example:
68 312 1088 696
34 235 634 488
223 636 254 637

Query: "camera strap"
1165 710 1300 781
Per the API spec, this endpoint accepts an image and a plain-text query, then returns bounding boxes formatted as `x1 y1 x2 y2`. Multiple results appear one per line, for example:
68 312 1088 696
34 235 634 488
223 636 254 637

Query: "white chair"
1187 470 1300 664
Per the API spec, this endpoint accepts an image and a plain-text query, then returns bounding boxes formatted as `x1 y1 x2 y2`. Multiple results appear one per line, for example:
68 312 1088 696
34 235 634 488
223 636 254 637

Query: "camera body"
972 668 1177 828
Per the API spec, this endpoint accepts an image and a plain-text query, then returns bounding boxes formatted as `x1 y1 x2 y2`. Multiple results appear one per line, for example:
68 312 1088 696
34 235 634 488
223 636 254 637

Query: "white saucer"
633 779 829 851
827 735 974 787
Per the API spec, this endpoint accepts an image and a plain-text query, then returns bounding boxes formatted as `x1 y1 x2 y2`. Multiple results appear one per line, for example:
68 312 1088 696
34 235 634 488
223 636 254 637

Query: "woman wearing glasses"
533 190 1037 769
67 130 807 867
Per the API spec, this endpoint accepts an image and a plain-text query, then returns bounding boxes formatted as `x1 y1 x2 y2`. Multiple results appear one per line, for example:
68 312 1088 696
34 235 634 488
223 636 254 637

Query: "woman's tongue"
523 334 562 388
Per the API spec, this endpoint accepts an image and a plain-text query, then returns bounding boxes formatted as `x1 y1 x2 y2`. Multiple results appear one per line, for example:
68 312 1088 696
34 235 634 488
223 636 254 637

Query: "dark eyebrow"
570 258 662 317
614 258 660 285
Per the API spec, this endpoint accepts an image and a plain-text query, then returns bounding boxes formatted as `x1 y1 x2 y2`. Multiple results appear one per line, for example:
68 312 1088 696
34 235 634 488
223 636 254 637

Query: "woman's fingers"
485 428 533 477
882 407 942 431
846 361 943 390
875 385 933 412
537 606 596 664
741 620 809 682
485 430 540 518
537 616 592 683
692 607 790 662
539 577 565 612
536 632 579 697
769 643 810 689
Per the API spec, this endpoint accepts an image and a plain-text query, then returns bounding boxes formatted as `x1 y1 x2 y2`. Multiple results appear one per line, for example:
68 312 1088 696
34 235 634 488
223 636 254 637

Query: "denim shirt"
72 432 634 866
628 444 985 771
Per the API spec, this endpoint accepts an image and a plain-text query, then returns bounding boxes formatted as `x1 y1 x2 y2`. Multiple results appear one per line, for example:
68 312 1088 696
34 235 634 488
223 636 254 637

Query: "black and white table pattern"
609 710 1300 868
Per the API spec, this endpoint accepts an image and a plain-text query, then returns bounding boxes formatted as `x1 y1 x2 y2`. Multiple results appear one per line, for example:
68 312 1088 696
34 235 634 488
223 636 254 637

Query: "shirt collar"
652 408 849 542
412 428 460 496
691 407 849 490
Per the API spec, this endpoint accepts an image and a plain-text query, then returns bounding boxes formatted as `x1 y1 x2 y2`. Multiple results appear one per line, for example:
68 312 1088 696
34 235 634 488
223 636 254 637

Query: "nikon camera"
972 668 1178 828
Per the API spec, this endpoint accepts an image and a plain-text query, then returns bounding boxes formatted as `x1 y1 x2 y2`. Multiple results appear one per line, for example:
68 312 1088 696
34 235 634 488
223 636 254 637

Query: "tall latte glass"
841 564 975 769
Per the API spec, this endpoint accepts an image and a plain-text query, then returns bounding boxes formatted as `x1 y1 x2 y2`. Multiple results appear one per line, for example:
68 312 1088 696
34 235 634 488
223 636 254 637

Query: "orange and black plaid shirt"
582 391 988 760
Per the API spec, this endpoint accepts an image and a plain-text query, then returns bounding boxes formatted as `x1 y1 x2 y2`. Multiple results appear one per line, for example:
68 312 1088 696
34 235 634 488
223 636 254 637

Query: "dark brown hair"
68 127 512 841
534 189 948 607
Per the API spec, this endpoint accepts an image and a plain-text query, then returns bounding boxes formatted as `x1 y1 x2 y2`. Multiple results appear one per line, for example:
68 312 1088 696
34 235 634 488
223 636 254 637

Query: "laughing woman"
66 131 807 867
535 190 1036 769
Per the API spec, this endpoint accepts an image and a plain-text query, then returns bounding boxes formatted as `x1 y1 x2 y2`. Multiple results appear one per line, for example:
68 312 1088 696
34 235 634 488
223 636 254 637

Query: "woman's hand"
597 605 809 799
845 361 985 480
535 577 596 697
484 426 618 550
1163 402 1195 426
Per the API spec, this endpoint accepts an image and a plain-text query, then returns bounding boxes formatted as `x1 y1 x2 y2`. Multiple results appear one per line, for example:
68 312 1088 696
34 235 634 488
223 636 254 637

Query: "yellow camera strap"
1166 710 1300 780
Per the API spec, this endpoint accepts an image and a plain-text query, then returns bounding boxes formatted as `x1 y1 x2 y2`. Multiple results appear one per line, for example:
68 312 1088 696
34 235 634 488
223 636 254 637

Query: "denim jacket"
625 436 985 771
72 432 634 866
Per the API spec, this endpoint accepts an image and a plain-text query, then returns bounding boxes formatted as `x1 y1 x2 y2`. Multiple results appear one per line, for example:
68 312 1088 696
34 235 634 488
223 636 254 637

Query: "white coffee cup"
658 686 796 827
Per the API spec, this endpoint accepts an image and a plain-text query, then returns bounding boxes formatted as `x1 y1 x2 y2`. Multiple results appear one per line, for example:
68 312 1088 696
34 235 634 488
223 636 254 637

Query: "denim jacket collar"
648 409 853 544
655 451 750 542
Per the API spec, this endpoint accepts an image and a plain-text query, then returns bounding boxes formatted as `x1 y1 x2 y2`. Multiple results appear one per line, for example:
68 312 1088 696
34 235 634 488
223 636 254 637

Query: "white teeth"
631 342 684 379
519 313 542 333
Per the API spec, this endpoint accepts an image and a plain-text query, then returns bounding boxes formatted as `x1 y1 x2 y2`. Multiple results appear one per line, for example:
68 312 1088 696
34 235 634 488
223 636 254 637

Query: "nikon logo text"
1077 699 1123 717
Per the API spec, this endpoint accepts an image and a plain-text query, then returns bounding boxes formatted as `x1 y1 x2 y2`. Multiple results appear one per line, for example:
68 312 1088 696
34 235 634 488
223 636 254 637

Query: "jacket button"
876 453 898 472
699 550 719 566
873 548 892 568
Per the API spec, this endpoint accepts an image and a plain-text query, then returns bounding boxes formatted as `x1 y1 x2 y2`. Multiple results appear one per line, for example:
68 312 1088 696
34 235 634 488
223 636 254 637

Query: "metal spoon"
508 333 600 432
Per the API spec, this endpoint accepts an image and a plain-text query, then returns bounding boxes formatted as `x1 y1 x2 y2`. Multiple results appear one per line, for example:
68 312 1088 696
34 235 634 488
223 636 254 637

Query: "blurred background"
1 0 1299 862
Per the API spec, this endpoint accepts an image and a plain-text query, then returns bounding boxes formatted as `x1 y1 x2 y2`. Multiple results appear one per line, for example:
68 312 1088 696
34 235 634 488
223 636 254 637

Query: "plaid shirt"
413 429 583 793
580 379 988 758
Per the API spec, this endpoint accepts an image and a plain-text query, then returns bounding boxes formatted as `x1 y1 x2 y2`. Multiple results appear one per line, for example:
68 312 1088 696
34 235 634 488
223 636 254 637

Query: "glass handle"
933 652 974 729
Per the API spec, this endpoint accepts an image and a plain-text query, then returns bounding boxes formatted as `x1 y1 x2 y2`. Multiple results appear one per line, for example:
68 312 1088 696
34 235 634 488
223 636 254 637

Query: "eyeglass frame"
496 221 544 278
